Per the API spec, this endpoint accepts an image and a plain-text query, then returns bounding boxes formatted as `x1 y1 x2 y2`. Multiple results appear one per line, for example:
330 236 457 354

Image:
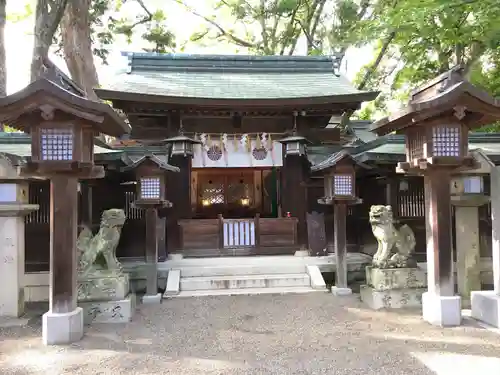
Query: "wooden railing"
178 215 298 257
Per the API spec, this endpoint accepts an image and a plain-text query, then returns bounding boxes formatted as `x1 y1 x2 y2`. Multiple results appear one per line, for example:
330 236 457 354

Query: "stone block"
142 293 162 304
471 291 500 328
80 294 136 324
42 307 84 345
165 269 181 296
331 287 352 296
365 266 427 291
360 285 426 310
306 265 326 290
422 292 461 327
77 270 129 302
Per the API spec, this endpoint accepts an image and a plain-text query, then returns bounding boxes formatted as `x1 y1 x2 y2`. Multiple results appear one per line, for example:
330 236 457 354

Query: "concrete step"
180 273 310 291
180 264 307 278
172 286 327 298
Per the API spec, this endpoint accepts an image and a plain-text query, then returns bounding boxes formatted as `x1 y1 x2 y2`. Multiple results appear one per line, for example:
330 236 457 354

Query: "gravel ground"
1 293 500 375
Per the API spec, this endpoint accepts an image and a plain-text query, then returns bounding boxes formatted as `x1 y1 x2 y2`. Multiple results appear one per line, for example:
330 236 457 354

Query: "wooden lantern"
121 154 179 207
164 134 201 157
405 115 468 166
31 118 96 166
135 162 166 205
312 151 362 203
371 66 500 174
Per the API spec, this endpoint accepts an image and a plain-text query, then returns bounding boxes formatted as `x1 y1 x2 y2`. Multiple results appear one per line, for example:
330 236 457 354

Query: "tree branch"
172 0 256 49
340 31 396 128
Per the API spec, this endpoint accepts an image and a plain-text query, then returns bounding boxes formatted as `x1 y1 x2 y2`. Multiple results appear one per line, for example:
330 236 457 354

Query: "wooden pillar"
79 181 92 227
282 154 309 249
424 171 454 296
332 202 351 295
166 155 191 254
49 176 79 313
157 215 167 261
43 175 83 345
422 170 461 326
143 207 161 303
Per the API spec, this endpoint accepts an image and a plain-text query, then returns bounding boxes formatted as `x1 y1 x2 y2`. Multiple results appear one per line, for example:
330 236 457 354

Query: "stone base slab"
471 291 500 328
366 266 427 291
142 293 162 304
80 294 136 325
360 285 426 310
77 271 129 302
331 287 352 296
422 292 461 327
42 307 84 345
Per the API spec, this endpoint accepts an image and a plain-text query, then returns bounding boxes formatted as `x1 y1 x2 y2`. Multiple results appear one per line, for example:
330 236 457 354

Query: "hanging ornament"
207 134 212 147
200 133 209 151
240 134 248 149
261 133 268 150
255 133 261 149
233 134 239 150
221 134 228 151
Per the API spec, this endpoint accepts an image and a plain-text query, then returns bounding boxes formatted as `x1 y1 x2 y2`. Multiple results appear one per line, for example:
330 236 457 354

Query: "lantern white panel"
432 126 460 157
140 177 161 199
333 174 353 196
463 176 483 194
40 128 74 161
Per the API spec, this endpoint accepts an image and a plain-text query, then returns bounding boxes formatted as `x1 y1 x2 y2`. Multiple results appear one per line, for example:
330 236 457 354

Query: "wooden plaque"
306 211 326 256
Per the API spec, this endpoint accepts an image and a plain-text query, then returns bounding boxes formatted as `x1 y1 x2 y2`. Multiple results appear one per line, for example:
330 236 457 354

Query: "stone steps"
174 286 327 298
163 260 327 298
180 273 310 291
179 264 307 278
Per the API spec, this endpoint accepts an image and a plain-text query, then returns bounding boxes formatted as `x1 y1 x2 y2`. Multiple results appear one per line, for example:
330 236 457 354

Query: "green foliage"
50 0 177 64
350 0 500 121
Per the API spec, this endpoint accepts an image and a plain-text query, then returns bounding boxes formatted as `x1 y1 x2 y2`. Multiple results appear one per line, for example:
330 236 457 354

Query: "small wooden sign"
306 211 326 256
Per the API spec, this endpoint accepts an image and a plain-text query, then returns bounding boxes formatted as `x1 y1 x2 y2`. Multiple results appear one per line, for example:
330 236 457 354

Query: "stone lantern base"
471 291 500 328
360 266 426 309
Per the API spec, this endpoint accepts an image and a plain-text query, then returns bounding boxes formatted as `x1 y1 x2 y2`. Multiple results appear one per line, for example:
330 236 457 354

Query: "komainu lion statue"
369 205 417 269
77 209 127 276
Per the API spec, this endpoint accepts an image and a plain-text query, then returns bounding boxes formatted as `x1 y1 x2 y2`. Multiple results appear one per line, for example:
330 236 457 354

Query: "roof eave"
0 79 131 137
95 88 380 108
370 82 500 136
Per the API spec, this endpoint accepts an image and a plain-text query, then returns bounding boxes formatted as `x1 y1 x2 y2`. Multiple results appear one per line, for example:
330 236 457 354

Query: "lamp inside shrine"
164 134 201 157
278 111 310 156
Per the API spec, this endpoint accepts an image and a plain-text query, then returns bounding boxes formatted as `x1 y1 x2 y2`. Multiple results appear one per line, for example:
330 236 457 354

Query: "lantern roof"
371 65 500 136
0 77 131 137
163 134 202 144
278 134 312 144
311 149 371 173
120 152 179 172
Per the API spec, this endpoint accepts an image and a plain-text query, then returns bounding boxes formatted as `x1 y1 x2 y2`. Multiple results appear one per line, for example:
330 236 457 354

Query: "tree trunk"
0 0 6 98
60 0 99 100
31 0 68 82
0 0 5 131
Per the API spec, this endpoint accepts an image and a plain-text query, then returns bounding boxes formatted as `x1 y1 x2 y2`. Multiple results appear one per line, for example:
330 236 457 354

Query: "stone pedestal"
0 207 38 317
78 270 135 324
360 266 427 309
471 165 500 327
422 292 461 326
452 194 489 306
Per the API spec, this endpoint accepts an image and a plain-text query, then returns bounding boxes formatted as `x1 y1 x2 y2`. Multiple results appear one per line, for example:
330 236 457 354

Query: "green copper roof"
97 53 377 101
